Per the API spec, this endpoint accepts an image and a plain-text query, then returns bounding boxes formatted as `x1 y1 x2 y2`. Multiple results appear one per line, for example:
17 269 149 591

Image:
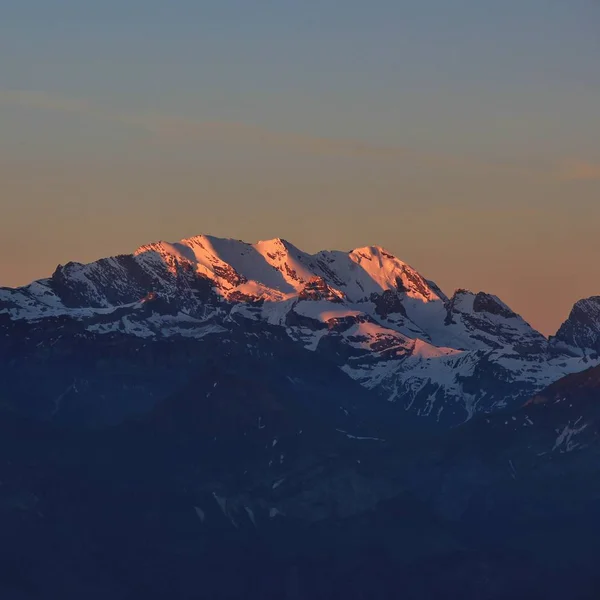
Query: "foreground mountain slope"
3 356 600 598
0 234 596 426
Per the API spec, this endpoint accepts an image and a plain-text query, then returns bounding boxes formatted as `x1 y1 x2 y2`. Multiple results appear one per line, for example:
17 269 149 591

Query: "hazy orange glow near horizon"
1 146 599 336
1 2 600 336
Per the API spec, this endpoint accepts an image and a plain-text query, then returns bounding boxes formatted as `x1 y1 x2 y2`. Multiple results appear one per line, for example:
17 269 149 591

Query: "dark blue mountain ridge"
2 353 600 598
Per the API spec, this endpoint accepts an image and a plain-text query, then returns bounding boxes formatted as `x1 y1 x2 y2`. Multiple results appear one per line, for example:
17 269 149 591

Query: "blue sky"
1 0 600 333
3 0 599 157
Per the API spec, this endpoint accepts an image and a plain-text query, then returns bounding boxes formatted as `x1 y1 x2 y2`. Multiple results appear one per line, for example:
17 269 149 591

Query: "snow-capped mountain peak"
130 235 445 307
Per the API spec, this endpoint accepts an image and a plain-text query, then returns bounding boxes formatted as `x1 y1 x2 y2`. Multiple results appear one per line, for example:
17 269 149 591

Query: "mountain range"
3 234 600 598
1 234 598 427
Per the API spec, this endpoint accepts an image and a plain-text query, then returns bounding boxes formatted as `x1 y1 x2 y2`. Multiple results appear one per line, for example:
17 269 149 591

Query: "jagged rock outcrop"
551 296 600 357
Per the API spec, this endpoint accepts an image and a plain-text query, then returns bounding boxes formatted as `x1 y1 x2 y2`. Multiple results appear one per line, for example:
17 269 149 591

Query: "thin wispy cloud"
0 90 464 160
0 90 93 114
0 90 178 134
1 90 597 183
557 160 600 182
0 90 438 162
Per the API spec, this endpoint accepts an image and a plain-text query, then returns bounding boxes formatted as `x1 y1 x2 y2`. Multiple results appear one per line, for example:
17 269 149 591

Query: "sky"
1 0 600 335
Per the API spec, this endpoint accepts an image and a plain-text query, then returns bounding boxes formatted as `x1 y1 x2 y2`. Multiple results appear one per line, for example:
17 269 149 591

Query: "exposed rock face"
371 290 407 318
551 296 600 356
444 289 544 351
298 276 343 302
472 292 517 318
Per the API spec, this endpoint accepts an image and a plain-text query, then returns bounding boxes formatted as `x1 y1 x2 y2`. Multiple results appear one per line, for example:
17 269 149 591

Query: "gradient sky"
1 0 600 334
